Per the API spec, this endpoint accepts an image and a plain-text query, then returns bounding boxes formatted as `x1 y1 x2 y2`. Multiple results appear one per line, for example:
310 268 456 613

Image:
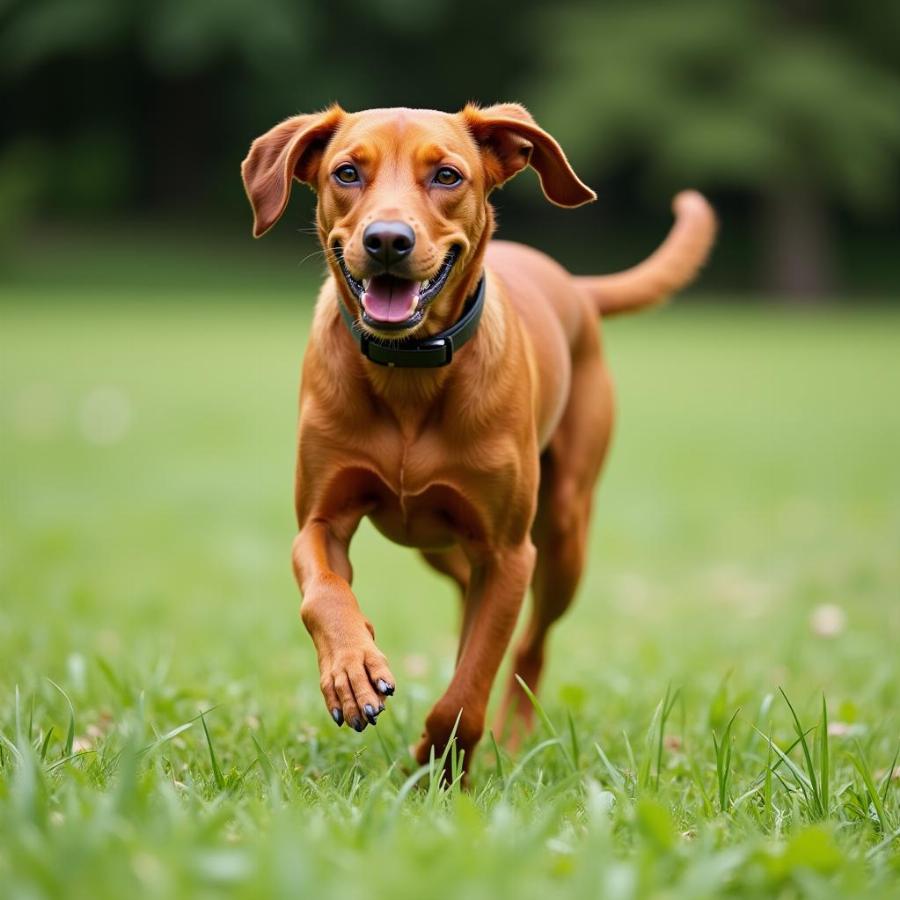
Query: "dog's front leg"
414 540 536 775
292 517 396 732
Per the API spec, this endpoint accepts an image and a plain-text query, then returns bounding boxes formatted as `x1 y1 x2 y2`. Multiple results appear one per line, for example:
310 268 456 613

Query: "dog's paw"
412 699 484 770
318 641 395 732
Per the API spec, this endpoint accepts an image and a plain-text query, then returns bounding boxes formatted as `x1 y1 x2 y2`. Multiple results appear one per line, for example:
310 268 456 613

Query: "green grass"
2 273 899 898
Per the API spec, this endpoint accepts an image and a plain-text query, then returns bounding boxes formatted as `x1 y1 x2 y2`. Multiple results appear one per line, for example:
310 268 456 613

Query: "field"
2 256 899 898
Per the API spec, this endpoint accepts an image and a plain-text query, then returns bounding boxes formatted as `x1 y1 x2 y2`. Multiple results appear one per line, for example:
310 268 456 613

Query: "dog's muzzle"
335 245 460 331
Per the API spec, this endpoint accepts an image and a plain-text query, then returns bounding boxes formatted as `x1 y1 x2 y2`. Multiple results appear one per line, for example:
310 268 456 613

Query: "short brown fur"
242 103 716 775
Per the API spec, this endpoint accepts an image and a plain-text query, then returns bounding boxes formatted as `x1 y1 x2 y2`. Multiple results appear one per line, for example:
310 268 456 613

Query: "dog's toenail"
331 708 343 726
364 704 377 725
351 717 364 732
377 679 394 696
377 702 385 714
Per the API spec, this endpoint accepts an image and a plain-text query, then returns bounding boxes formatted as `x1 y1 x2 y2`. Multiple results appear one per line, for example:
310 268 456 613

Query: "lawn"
1 264 899 898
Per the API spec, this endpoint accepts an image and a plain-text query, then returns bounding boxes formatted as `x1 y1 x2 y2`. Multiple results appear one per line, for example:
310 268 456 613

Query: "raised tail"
576 190 717 317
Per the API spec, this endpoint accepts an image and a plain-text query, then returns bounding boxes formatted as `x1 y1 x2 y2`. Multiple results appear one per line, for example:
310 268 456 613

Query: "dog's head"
241 104 594 337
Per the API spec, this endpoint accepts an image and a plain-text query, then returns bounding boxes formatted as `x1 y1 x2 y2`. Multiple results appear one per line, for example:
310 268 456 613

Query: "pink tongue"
362 275 419 323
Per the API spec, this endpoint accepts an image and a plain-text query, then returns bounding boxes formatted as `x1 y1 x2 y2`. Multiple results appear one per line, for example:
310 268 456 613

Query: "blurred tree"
2 0 899 295
524 0 900 297
0 0 542 219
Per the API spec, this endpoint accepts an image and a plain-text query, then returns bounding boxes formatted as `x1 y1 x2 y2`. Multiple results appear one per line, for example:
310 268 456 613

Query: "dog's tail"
575 190 717 317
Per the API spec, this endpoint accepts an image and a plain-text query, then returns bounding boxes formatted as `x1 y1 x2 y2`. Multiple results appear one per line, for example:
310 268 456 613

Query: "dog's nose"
362 220 415 268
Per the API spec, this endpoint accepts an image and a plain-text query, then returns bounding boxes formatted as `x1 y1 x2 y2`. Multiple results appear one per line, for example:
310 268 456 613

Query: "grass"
1 261 899 898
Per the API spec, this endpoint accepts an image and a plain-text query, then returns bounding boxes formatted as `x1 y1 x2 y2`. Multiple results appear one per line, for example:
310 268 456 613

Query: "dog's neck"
347 272 481 418
320 281 503 440
325 218 498 430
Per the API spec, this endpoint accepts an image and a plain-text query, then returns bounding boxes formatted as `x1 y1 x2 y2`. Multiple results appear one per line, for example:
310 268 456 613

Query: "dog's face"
242 104 594 337
317 109 487 334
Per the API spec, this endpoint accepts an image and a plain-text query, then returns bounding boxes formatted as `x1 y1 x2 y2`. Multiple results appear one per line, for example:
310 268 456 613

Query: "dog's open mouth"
335 246 460 331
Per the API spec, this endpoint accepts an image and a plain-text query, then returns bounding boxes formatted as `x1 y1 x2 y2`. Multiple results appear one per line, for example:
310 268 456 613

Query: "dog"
241 103 715 775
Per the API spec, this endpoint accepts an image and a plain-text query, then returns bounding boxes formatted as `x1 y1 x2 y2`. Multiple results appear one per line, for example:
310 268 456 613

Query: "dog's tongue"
361 275 419 324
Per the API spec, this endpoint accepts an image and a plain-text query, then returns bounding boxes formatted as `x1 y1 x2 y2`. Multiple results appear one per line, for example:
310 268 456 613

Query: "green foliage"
2 0 900 294
527 0 900 211
3 0 899 217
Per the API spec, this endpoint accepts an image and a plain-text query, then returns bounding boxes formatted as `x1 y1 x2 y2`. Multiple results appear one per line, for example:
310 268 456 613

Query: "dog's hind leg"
422 547 479 654
421 548 471 600
496 318 614 746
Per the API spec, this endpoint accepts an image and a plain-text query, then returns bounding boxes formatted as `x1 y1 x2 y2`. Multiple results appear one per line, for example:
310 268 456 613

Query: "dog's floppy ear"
462 102 595 208
241 105 344 238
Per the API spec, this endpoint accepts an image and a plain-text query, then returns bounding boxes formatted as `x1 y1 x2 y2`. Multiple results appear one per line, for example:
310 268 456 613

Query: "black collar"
337 276 485 368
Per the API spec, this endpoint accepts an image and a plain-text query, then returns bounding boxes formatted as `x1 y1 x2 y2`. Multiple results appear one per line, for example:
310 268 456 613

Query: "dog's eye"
432 166 462 187
333 165 361 185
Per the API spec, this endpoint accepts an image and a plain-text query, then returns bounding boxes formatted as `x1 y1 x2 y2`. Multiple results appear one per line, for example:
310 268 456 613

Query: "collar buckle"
421 336 452 366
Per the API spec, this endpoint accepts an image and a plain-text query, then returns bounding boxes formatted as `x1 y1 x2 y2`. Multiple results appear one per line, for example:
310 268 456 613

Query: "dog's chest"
353 429 487 551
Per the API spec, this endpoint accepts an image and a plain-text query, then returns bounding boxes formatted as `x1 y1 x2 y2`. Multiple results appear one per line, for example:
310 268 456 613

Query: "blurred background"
2 0 899 298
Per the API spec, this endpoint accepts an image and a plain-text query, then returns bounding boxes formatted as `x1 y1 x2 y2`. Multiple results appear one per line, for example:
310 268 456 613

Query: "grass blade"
39 727 55 762
502 738 562 797
15 685 22 745
138 707 219 758
46 679 76 758
879 741 899 809
622 730 638 794
849 741 889 833
818 694 830 816
655 684 680 791
752 724 814 806
594 743 625 792
250 733 276 783
0 732 22 762
426 708 463 796
372 722 395 768
567 710 581 770
712 707 740 814
640 698 663 789
514 675 575 772
779 688 822 817
45 750 96 773
393 764 430 809
200 711 226 791
488 730 505 783
141 720 196 755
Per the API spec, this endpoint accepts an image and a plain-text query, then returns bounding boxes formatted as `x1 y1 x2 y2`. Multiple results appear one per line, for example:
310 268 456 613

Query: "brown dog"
241 103 715 774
